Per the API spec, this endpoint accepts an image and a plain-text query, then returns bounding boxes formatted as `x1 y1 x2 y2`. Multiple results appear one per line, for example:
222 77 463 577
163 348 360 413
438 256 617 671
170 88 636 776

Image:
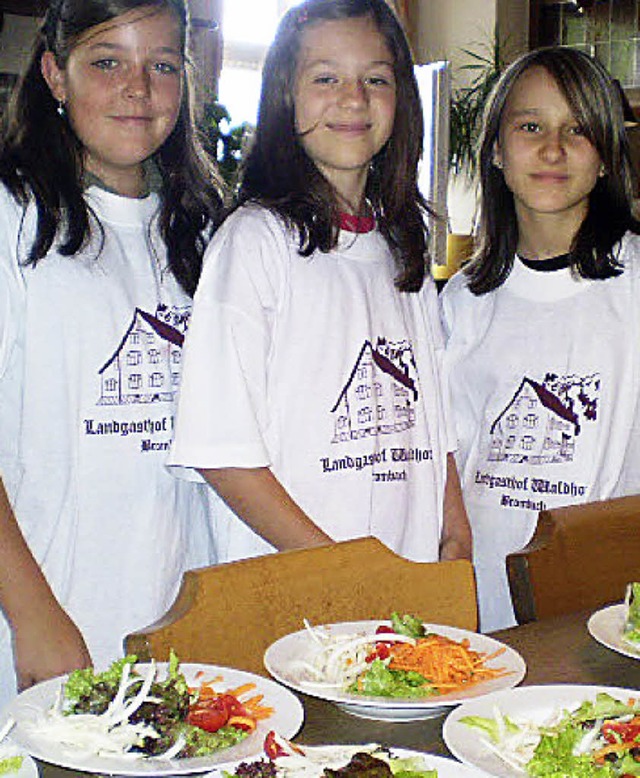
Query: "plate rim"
208 744 493 778
442 682 640 777
588 602 640 660
3 662 304 777
263 619 527 713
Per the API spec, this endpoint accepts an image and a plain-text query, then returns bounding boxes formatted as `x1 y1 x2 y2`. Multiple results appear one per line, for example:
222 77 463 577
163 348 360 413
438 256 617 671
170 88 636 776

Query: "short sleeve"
0 188 26 378
169 206 290 470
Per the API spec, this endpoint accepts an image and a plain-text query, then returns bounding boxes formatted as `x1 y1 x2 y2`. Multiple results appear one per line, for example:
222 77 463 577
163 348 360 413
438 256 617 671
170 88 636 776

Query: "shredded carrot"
226 682 257 698
385 634 510 694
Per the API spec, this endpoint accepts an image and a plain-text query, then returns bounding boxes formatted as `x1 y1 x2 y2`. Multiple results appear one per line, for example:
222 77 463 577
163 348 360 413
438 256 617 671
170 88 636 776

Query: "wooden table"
37 609 640 776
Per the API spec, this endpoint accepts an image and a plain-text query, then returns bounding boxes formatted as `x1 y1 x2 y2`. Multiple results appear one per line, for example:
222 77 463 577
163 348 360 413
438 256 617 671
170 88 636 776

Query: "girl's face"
41 6 183 197
494 65 603 228
293 15 396 211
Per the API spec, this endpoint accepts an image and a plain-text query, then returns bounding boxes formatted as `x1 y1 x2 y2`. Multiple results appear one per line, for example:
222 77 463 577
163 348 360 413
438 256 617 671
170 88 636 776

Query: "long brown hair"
0 0 224 296
466 46 639 295
238 0 431 292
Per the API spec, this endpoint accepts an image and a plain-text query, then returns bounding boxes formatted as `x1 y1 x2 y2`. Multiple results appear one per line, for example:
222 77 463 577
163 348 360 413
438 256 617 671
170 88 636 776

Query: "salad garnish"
294 614 509 699
25 652 273 761
227 731 439 778
623 583 640 648
461 692 640 776
0 719 23 775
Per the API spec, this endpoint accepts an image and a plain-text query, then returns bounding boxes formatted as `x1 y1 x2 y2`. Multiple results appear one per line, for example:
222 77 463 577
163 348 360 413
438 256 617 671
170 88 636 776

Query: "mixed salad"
294 613 507 699
24 652 272 761
623 583 640 648
461 691 640 777
226 731 439 778
0 719 23 775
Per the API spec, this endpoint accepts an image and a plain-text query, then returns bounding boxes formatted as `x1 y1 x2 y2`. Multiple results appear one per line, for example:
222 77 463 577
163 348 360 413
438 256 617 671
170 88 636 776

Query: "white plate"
2 663 304 776
0 747 38 777
263 621 526 721
205 745 494 778
588 602 640 659
443 684 640 778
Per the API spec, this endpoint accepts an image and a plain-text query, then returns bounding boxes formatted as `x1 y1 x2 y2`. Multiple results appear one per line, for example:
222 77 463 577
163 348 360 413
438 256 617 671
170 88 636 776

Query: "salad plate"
205 744 494 778
263 620 526 721
0 748 37 778
443 684 640 777
588 602 640 660
1 663 304 776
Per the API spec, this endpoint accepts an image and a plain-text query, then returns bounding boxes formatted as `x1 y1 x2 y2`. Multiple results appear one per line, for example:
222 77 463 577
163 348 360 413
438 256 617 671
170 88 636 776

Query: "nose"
338 78 368 108
540 129 566 162
124 65 151 99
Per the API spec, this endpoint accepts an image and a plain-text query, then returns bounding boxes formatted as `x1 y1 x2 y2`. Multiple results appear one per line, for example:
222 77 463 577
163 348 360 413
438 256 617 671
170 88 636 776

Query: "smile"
111 116 153 124
327 122 371 133
530 172 569 183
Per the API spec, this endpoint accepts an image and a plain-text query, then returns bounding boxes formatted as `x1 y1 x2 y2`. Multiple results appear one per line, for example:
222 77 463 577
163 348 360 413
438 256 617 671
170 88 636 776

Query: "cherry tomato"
187 705 229 733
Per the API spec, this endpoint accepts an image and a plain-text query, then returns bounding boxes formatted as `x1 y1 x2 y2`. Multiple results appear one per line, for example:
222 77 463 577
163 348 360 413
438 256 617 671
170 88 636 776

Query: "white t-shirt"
441 233 640 632
0 184 216 707
169 204 453 563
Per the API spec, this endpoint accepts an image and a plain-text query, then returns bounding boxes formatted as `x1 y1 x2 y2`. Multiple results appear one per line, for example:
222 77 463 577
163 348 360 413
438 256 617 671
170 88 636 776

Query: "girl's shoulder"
619 229 640 261
203 203 297 278
439 266 493 336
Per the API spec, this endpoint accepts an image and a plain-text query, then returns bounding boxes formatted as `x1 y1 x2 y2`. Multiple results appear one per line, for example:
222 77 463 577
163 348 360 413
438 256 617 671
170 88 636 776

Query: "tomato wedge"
187 705 229 733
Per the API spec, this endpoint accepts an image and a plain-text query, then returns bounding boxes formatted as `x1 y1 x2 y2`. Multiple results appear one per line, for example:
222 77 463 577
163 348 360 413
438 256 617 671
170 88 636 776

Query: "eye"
365 75 393 87
568 124 586 136
519 121 540 133
153 61 180 75
312 74 338 85
92 58 119 71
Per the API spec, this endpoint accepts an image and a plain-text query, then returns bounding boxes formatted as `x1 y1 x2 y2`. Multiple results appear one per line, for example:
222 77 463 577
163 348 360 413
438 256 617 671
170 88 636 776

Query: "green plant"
199 100 254 189
449 31 505 180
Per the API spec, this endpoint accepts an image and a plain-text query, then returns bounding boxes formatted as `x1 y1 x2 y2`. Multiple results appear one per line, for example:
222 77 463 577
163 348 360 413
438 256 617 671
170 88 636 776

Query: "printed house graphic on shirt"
97 308 184 405
331 340 418 443
488 377 580 464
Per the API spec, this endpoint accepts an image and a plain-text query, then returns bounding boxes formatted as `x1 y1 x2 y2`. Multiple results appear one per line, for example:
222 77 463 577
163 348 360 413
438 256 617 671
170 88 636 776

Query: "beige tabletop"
36 609 640 776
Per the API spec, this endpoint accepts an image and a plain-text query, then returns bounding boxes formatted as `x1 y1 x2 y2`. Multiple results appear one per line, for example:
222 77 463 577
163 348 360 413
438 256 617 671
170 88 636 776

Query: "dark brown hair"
466 46 639 295
0 0 224 296
238 0 431 292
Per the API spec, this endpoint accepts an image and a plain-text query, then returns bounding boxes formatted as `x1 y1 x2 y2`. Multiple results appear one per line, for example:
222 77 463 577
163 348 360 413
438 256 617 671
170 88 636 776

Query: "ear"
41 50 67 103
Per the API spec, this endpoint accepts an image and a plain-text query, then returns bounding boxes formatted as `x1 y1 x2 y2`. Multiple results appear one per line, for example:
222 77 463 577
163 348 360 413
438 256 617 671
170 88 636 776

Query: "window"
218 0 302 125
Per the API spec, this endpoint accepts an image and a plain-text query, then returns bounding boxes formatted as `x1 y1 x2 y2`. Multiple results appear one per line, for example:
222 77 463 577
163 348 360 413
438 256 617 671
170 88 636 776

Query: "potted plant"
199 100 254 192
444 30 505 278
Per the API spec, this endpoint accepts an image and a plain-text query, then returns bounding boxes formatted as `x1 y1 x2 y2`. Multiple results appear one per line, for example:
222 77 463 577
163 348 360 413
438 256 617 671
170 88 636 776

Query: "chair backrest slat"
506 495 640 624
126 537 477 674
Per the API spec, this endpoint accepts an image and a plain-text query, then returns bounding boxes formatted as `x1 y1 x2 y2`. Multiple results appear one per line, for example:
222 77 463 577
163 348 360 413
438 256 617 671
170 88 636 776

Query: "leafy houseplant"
449 31 505 181
199 100 254 190
442 32 506 279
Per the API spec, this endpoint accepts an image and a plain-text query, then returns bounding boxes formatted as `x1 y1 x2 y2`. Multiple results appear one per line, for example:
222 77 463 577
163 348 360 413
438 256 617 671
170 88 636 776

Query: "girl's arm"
0 479 91 689
199 466 334 550
439 453 472 561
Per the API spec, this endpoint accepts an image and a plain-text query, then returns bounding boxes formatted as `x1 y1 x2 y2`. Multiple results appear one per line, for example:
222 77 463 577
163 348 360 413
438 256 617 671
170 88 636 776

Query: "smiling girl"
0 0 223 706
441 47 640 632
169 0 471 565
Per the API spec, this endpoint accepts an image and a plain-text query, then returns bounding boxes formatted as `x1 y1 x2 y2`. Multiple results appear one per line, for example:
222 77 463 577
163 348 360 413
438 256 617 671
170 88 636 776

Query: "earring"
599 164 606 178
57 100 66 118
493 158 503 170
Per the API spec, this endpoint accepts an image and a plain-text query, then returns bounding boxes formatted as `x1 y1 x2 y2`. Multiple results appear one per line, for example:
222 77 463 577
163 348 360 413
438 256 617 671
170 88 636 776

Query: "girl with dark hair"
441 46 640 632
169 0 471 564
0 0 224 706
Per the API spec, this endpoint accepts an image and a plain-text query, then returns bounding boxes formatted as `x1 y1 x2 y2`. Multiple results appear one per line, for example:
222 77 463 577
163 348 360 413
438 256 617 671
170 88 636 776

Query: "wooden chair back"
506 495 640 624
126 537 477 675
